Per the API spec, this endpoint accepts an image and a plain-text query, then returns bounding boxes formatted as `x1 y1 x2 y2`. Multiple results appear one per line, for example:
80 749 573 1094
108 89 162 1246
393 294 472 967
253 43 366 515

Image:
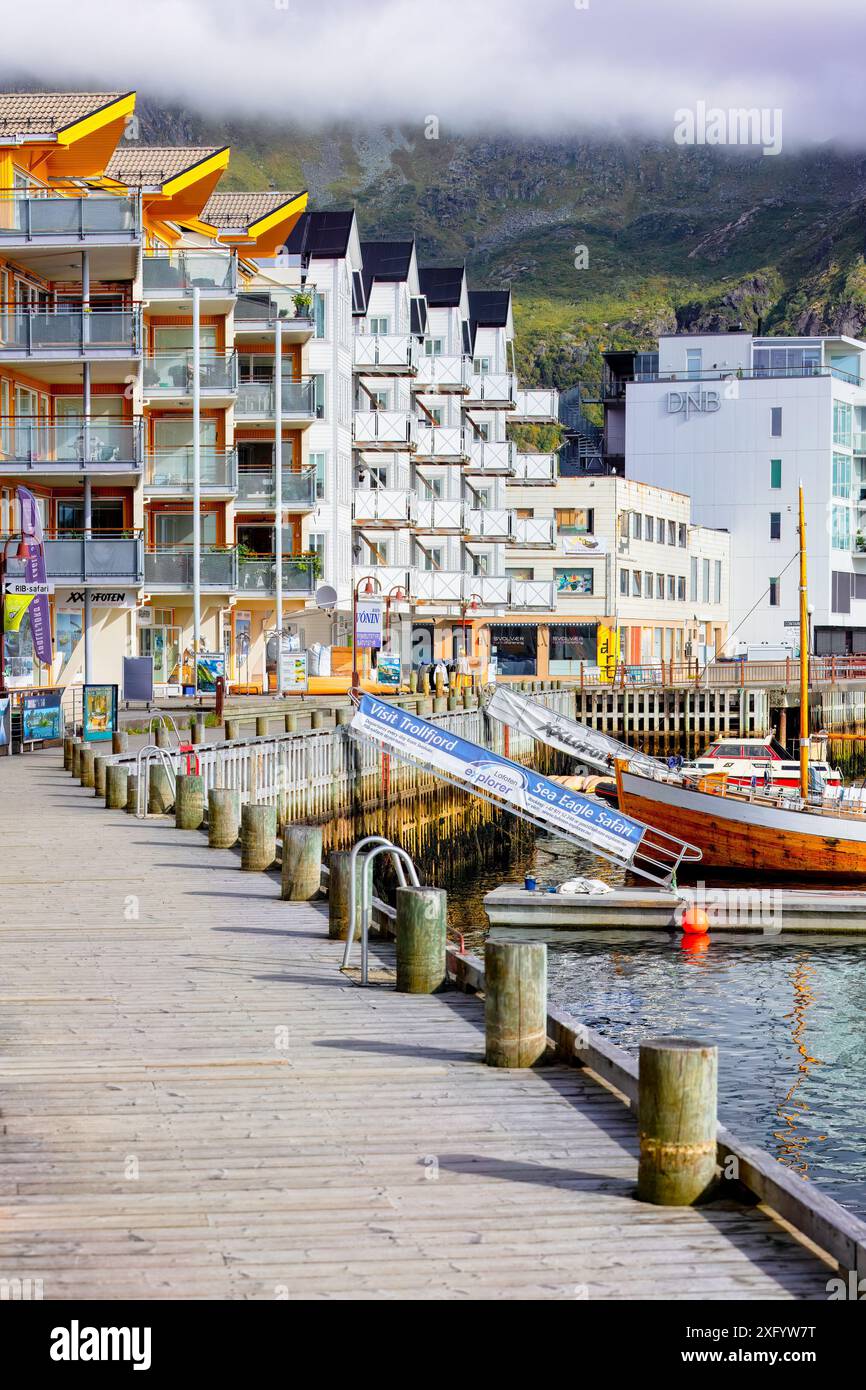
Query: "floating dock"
483 885 866 934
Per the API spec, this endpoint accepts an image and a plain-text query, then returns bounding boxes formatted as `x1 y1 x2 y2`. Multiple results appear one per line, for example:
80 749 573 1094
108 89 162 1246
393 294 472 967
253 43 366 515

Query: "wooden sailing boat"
616 486 866 879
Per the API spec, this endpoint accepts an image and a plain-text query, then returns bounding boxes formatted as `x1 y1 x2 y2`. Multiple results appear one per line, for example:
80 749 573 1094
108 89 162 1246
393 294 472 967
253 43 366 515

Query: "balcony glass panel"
234 378 315 417
236 468 315 506
144 548 236 589
1 418 141 467
143 352 236 393
145 450 236 491
35 534 144 581
143 250 236 293
237 557 316 593
0 308 139 354
0 192 138 238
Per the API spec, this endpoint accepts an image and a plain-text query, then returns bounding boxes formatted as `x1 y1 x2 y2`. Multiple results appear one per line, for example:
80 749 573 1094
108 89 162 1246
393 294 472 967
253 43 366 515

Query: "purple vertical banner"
17 485 53 666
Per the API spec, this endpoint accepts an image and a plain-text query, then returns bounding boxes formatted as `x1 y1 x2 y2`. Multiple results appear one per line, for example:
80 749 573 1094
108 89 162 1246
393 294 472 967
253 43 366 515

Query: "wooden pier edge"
359 889 866 1278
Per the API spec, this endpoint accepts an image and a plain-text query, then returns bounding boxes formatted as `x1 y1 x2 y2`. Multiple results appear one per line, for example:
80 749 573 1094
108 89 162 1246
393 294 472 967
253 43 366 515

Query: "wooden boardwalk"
0 751 836 1300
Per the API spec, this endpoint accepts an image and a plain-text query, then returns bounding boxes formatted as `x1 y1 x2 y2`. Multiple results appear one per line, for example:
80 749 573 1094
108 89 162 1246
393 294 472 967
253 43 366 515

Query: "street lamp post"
352 573 381 692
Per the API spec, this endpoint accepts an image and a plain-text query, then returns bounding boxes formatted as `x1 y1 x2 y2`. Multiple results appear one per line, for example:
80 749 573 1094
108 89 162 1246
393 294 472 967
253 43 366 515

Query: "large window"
310 450 327 500
555 507 593 535
834 400 852 448
833 451 852 498
489 624 537 676
832 504 851 551
154 511 217 547
549 622 598 675
770 458 782 489
554 567 593 594
770 511 781 540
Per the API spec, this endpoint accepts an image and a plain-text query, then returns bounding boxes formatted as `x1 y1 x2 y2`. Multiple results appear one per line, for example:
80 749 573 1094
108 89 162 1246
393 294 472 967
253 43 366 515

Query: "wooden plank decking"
0 751 837 1300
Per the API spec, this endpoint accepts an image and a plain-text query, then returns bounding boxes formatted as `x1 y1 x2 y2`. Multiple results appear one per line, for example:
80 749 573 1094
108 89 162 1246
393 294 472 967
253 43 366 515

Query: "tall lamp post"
0 531 34 698
458 592 482 662
352 573 381 692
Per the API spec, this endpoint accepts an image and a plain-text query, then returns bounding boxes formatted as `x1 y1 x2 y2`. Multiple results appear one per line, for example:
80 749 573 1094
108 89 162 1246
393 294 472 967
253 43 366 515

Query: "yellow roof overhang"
36 93 137 179
190 191 308 256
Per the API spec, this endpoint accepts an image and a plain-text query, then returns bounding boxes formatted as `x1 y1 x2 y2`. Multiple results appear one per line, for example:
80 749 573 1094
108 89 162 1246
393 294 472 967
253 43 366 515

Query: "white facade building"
610 332 866 656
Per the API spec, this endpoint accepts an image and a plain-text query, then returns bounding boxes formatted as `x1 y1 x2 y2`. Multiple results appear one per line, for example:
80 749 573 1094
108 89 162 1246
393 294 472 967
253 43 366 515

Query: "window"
554 567 593 594
665 574 675 600
369 316 390 335
555 507 593 534
702 558 711 603
425 338 444 356
473 357 491 374
154 510 217 547
427 405 444 426
632 570 642 597
505 566 533 581
548 622 598 673
474 421 490 441
313 292 326 339
658 517 666 544
631 512 642 540
645 515 654 542
770 458 782 489
656 573 664 599
310 451 326 500
832 451 852 499
690 556 698 603
667 519 676 546
714 559 722 604
489 624 537 676
421 546 443 571
833 400 852 448
769 576 780 607
308 533 326 570
770 511 781 540
678 575 687 601
832 504 851 551
620 568 629 596
771 407 783 437
686 348 702 379
312 373 326 419
678 523 687 548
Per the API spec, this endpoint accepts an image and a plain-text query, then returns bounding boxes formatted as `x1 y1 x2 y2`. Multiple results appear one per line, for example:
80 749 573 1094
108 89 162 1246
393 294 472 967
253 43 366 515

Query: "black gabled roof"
418 266 465 307
468 289 511 328
284 210 355 260
360 239 415 302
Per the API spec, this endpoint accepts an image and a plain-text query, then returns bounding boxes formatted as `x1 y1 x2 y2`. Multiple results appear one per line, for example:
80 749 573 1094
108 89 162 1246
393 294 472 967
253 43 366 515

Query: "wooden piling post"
147 764 174 815
63 735 73 770
335 707 352 726
395 886 447 994
225 718 240 741
208 788 240 847
105 763 128 810
281 824 323 900
462 687 473 709
190 717 205 745
484 940 547 1068
155 724 170 749
432 696 447 714
310 709 324 730
241 803 277 871
255 715 269 738
80 747 96 788
112 729 128 754
126 773 139 814
447 692 459 711
71 741 83 777
417 697 433 717
328 850 363 939
93 755 108 798
637 1038 718 1206
284 712 297 733
175 774 205 830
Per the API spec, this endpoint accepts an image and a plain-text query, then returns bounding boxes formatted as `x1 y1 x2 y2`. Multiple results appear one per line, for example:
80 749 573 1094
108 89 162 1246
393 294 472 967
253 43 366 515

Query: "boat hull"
619 770 866 879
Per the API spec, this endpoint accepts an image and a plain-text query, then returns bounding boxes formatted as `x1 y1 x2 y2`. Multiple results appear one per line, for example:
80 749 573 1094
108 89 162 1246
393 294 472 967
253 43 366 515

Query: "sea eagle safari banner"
350 692 648 865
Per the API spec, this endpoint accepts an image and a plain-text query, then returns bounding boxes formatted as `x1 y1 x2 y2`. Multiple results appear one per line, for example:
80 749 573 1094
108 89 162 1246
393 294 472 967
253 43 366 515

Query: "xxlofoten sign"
666 388 721 419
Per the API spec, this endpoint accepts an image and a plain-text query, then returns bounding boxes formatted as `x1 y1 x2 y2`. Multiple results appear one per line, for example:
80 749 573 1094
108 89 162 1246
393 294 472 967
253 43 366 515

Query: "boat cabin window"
710 744 744 758
768 738 790 759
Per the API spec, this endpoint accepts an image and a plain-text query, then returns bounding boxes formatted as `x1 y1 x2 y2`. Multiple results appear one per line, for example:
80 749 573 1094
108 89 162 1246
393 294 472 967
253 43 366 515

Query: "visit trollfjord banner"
350 693 648 864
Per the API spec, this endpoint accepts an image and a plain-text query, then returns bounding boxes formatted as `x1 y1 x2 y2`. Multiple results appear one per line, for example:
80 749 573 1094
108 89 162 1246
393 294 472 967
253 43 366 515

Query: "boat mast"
798 482 809 798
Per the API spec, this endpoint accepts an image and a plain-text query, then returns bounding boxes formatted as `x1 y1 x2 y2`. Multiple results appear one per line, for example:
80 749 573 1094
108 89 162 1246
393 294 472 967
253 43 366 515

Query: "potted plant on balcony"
856 531 866 553
292 290 313 319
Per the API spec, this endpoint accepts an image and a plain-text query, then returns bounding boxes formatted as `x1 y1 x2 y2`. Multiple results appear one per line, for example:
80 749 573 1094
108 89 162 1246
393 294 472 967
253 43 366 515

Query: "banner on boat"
486 685 666 777
350 693 647 863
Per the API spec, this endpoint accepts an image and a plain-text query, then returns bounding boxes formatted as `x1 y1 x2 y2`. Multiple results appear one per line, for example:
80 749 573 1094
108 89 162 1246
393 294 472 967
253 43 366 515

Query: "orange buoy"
681 906 710 935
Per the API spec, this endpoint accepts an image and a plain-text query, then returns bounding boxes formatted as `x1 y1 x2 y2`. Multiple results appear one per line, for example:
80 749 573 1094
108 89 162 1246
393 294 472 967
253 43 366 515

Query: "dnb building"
604 331 866 656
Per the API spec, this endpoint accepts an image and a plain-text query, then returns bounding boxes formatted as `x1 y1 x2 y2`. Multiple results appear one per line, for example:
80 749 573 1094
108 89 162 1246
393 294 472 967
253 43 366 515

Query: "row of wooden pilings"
62 727 718 1209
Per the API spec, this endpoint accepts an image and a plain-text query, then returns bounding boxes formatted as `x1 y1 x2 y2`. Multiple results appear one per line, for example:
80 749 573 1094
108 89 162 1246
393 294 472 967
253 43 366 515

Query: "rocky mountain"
129 99 866 394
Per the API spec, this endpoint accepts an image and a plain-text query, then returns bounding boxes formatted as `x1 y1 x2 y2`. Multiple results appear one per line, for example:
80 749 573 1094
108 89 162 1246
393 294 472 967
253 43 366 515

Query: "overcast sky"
2 0 863 146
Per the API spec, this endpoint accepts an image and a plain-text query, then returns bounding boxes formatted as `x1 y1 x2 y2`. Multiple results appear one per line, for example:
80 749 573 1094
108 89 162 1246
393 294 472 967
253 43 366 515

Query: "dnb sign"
666 387 721 419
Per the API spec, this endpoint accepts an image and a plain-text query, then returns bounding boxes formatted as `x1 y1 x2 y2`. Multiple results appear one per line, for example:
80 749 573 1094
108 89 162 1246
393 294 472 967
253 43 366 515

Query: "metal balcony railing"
234 378 316 419
465 507 514 540
353 488 414 524
0 417 143 470
512 387 559 422
354 335 419 372
511 517 557 547
234 287 316 327
236 556 317 594
4 531 144 583
236 466 316 508
510 451 558 484
414 425 467 462
412 499 465 532
465 372 516 407
142 250 237 295
413 354 471 392
0 190 139 241
510 579 556 608
145 547 237 590
143 351 237 395
0 306 141 356
464 440 516 475
353 410 416 449
144 449 237 493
